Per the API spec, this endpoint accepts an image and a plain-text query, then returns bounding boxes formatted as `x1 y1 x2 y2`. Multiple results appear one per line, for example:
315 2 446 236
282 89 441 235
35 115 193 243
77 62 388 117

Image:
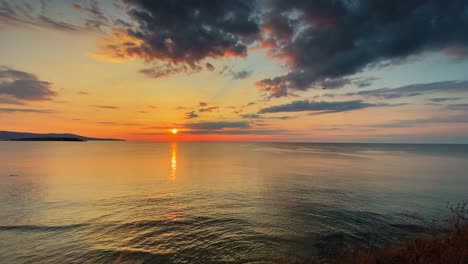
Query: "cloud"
258 100 387 115
71 0 109 31
176 106 191 110
177 120 292 135
183 128 290 135
228 70 253 80
256 0 468 97
205 63 215 71
241 113 294 120
199 106 219 113
0 96 23 105
0 107 52 113
0 0 80 31
183 121 249 130
427 97 462 102
96 121 140 126
0 0 114 32
140 63 202 78
241 113 261 119
447 103 468 111
344 81 468 99
93 105 120 109
184 111 199 119
0 66 56 102
198 102 208 107
102 0 260 67
372 115 468 128
243 102 256 107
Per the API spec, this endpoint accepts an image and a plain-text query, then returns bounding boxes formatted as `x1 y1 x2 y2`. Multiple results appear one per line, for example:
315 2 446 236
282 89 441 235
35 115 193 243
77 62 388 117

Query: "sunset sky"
1 0 468 142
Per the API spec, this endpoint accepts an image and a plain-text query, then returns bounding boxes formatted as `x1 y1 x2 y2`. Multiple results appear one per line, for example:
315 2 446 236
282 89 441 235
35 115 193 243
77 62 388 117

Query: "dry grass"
337 201 468 264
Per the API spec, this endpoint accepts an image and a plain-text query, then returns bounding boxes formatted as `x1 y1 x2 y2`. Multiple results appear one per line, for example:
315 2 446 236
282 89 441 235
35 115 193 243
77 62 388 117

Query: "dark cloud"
109 0 260 67
257 0 468 97
184 111 199 119
198 102 208 107
0 66 56 102
0 107 52 113
427 97 462 102
258 100 387 115
199 106 219 113
93 105 120 109
344 81 468 99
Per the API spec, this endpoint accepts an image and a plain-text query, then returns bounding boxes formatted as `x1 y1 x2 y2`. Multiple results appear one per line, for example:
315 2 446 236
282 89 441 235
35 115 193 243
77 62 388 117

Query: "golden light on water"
170 142 177 180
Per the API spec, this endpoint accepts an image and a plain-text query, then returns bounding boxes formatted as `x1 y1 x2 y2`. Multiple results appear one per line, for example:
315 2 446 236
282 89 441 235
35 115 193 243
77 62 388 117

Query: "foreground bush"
337 201 468 264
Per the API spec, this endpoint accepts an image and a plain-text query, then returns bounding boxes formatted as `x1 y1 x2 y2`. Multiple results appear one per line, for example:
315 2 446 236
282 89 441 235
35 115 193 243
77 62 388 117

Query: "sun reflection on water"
170 142 177 180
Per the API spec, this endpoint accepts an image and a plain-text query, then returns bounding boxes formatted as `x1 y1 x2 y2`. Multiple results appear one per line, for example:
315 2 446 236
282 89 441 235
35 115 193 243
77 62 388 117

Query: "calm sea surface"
0 142 467 263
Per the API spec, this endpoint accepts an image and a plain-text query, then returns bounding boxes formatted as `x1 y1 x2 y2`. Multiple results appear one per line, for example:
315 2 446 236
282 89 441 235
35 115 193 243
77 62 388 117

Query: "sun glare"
171 128 178 134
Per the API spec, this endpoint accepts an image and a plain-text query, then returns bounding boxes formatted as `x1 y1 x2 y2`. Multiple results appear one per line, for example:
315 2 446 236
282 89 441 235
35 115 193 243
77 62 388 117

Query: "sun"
171 128 178 134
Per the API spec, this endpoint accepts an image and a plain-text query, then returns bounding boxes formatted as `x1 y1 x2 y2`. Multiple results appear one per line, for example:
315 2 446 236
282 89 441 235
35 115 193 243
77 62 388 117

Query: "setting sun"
171 129 178 134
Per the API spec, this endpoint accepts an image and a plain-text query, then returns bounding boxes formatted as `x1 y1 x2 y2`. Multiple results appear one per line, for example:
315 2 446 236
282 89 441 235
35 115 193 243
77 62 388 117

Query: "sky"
1 0 468 142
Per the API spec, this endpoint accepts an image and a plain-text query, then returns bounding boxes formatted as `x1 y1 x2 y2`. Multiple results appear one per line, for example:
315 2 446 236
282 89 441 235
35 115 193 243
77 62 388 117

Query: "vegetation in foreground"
337 201 468 264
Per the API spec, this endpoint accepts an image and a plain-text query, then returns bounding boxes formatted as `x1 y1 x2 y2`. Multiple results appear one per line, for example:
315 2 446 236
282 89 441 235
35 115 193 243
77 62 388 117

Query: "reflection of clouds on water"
170 142 177 180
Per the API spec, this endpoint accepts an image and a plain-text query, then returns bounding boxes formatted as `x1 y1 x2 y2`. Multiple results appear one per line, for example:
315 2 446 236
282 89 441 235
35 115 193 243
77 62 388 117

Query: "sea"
0 142 467 263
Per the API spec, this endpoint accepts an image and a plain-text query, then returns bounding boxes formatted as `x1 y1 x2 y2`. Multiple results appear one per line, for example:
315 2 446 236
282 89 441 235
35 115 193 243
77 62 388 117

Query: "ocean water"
0 142 467 263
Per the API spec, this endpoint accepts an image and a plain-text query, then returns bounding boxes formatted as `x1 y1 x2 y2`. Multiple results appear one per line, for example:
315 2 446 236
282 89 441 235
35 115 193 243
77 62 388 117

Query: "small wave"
84 247 171 263
0 223 87 232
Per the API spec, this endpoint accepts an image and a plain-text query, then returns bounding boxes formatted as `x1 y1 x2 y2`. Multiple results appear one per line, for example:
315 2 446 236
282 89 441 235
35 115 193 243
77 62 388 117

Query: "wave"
83 248 172 263
0 223 87 232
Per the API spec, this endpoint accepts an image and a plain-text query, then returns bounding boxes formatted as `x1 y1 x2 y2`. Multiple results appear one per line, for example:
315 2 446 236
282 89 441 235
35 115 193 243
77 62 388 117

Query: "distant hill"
0 131 124 141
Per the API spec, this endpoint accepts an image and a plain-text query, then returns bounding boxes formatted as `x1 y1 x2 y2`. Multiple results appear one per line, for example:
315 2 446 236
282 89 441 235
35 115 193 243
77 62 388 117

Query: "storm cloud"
257 0 468 97
108 0 260 67
89 0 468 91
